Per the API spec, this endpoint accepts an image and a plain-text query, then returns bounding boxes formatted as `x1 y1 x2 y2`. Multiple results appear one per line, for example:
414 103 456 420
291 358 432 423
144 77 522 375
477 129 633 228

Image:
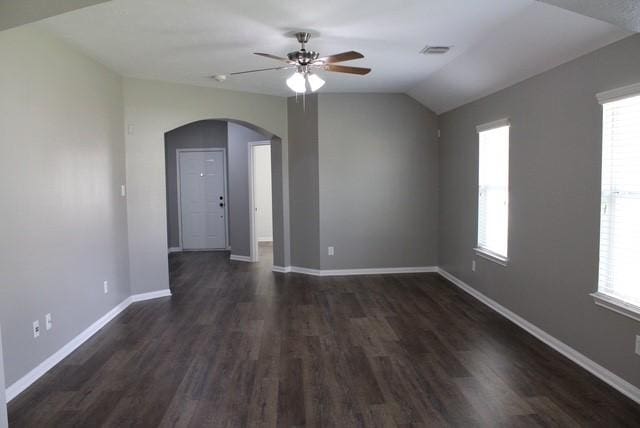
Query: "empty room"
1 0 640 426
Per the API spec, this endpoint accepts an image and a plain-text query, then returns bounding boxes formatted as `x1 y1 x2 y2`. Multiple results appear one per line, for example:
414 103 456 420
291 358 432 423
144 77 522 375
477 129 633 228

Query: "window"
476 119 510 264
594 84 640 318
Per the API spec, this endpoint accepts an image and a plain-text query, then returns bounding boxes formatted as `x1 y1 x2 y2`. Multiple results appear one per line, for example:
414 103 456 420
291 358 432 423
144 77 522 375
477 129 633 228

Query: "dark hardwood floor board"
8 243 640 427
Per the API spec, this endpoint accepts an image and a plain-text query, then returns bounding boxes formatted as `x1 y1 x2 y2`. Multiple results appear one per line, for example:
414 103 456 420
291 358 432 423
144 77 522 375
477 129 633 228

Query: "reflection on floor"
8 243 640 426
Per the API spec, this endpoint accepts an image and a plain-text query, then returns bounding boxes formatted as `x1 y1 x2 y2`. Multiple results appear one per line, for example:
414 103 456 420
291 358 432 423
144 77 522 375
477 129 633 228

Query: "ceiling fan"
225 32 371 94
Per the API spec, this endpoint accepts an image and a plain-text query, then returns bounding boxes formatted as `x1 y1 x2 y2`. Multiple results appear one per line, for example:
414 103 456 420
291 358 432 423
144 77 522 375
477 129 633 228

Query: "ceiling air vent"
420 45 451 55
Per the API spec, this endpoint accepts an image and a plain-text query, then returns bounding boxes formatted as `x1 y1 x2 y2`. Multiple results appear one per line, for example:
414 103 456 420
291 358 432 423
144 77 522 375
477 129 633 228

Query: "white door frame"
248 141 272 262
176 148 229 251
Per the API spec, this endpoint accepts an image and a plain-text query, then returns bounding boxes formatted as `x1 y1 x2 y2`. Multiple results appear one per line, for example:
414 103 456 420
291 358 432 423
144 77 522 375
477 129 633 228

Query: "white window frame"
592 83 640 322
474 118 510 266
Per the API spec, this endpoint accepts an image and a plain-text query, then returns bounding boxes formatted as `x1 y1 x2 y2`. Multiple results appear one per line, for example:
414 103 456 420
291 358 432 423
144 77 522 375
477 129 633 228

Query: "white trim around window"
591 292 640 323
476 118 510 133
596 82 640 105
474 247 509 266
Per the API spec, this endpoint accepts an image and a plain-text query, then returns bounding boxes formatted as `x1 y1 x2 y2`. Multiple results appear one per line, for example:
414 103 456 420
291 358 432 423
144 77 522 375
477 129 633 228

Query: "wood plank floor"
8 243 640 427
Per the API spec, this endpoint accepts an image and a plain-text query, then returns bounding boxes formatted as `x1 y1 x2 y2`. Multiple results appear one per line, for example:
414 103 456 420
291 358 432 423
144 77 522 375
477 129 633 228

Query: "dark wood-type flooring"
8 243 640 426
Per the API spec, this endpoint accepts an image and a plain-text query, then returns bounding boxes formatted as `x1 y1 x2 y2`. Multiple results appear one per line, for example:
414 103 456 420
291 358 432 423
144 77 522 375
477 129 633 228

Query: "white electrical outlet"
103 280 109 294
635 335 640 356
472 260 476 272
45 313 52 330
120 184 126 197
328 246 334 256
33 320 40 338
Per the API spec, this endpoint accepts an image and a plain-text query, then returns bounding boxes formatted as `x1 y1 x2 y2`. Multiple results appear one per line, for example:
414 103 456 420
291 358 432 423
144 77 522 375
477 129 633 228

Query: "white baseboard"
5 288 172 403
257 237 273 242
437 268 640 405
168 247 182 253
278 266 438 277
230 254 252 262
131 289 172 302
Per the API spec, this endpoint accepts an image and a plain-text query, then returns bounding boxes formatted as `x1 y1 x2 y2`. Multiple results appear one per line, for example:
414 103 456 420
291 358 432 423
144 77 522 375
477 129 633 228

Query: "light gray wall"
0 0 110 31
439 34 640 390
318 94 439 269
288 95 321 269
164 120 227 249
0 326 7 428
123 77 289 293
270 136 289 266
227 122 271 257
0 27 129 386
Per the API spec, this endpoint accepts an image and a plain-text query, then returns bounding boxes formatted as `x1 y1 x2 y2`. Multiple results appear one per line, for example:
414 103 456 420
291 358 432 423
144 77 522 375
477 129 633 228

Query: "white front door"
179 150 227 250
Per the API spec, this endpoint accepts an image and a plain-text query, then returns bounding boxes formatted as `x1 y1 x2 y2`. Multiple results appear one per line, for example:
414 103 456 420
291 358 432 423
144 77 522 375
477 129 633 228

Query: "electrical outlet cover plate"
45 313 52 330
103 280 109 294
33 320 40 338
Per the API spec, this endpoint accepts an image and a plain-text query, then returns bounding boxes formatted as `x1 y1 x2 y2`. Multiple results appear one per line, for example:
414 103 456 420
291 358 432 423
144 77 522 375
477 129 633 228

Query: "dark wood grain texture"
8 243 640 427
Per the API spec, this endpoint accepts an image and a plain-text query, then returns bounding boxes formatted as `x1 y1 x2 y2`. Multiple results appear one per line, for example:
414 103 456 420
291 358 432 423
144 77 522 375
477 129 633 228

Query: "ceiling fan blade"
315 51 364 64
229 66 293 76
254 52 294 63
322 64 371 75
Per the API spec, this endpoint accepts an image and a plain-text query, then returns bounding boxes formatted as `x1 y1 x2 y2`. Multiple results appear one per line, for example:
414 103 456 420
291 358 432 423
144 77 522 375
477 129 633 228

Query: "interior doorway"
249 141 273 262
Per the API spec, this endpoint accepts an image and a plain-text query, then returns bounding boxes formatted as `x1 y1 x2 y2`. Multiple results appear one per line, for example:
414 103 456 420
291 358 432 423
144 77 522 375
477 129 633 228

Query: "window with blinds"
476 120 510 261
597 90 640 309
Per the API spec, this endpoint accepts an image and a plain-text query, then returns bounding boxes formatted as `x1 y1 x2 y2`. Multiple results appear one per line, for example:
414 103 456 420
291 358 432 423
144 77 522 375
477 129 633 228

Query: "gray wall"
270 136 289 266
0 326 7 428
0 27 130 386
318 94 439 269
288 95 321 269
227 122 271 257
164 120 227 249
0 0 110 31
123 77 289 293
439 34 640 390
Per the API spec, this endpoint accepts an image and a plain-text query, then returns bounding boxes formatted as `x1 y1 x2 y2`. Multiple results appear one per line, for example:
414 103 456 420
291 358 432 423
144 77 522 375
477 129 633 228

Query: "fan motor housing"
288 50 319 65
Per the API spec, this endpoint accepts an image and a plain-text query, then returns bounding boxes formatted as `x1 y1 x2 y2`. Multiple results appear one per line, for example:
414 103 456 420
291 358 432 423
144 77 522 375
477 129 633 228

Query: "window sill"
474 248 508 266
591 292 640 323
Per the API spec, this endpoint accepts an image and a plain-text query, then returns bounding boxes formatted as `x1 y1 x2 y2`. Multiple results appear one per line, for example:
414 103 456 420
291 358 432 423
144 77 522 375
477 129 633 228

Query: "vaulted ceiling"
38 0 631 113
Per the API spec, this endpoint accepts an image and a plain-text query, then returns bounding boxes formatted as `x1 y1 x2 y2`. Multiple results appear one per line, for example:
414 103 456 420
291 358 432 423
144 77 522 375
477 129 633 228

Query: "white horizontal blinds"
478 124 509 258
599 93 640 307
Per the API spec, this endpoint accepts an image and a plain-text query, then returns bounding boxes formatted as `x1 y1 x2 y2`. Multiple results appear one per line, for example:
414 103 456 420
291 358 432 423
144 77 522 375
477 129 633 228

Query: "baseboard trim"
168 247 182 253
131 289 172 302
271 265 291 273
230 254 252 263
280 266 438 277
257 237 273 242
437 268 640 405
5 289 172 403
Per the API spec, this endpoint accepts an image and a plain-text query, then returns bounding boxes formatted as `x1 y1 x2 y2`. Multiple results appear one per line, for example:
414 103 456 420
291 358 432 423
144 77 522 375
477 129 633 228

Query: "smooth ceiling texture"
538 0 640 32
39 0 630 113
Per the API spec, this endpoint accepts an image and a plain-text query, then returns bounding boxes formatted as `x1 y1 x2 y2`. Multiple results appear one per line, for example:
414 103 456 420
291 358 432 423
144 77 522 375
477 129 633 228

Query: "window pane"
599 93 640 307
478 125 509 258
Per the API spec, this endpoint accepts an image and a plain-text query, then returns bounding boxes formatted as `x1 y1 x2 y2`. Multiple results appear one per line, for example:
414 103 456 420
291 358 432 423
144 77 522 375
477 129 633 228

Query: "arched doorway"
163 119 283 278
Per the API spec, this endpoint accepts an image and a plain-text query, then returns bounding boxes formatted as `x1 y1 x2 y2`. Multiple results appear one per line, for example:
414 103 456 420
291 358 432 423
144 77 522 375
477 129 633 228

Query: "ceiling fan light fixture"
286 72 306 93
306 73 325 92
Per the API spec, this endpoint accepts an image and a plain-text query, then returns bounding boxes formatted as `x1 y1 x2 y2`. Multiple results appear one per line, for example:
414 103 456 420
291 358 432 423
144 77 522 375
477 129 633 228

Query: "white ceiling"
38 0 631 113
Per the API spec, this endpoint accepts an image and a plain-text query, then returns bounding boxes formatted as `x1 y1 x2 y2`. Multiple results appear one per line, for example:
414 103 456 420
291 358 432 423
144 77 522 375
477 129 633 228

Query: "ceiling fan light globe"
307 73 325 92
286 72 306 93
